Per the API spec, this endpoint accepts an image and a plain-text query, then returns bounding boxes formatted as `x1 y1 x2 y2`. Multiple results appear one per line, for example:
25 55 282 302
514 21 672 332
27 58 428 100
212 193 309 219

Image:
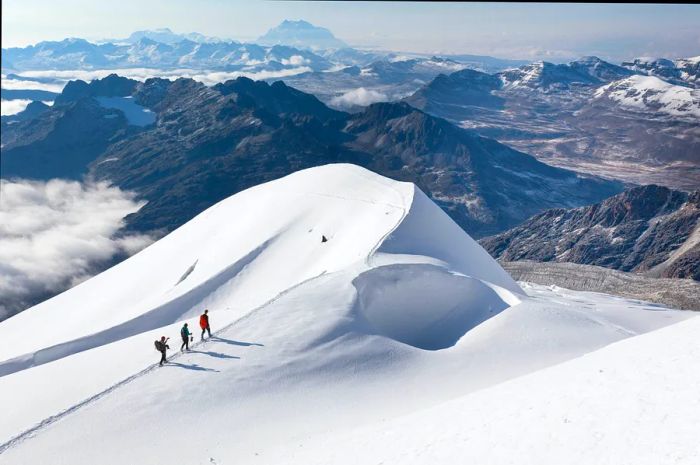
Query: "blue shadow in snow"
210 336 264 347
190 350 240 360
167 362 219 372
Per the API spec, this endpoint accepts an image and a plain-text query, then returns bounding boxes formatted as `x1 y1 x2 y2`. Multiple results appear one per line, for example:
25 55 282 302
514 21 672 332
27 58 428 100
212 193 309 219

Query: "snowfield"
267 313 700 465
96 96 156 126
0 164 696 464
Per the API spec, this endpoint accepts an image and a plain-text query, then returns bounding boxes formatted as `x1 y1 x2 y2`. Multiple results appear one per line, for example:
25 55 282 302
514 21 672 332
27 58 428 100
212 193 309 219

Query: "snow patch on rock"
95 96 156 126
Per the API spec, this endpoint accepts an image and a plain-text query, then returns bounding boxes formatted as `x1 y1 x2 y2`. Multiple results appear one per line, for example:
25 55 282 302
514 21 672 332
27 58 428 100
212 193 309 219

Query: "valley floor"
502 260 700 311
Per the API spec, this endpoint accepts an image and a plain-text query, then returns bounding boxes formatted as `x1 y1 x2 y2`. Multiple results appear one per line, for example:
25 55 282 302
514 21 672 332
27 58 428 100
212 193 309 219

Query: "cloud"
280 55 309 66
330 87 388 109
15 66 314 87
0 179 154 320
196 66 313 84
1 76 67 93
0 99 32 115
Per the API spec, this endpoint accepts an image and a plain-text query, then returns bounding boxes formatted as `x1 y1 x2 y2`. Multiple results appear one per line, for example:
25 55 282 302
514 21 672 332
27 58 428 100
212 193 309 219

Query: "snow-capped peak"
257 19 347 50
595 74 700 119
498 60 599 90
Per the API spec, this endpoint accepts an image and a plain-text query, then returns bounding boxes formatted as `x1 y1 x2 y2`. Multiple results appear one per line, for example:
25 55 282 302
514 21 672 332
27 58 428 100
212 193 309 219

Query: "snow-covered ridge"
498 60 600 91
499 61 545 88
595 75 700 118
0 164 521 377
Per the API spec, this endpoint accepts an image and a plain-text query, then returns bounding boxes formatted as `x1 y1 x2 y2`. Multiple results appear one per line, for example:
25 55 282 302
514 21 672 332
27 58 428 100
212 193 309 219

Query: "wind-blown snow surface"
267 312 700 465
0 164 694 464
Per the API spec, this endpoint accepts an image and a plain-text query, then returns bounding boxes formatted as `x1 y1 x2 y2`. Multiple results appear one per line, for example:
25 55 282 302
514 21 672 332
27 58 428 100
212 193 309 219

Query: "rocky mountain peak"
213 77 344 123
592 185 686 227
569 56 634 81
55 74 138 104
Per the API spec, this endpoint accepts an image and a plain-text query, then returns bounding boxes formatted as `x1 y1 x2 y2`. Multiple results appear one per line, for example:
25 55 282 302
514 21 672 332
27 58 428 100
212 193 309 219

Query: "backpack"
154 340 165 351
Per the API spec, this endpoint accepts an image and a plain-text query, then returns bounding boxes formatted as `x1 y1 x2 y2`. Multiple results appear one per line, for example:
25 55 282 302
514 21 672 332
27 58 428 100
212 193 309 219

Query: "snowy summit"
257 19 348 50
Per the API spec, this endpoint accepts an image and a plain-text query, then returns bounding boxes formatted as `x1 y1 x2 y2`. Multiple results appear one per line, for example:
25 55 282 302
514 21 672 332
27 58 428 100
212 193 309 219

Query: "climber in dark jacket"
180 323 192 351
155 336 170 366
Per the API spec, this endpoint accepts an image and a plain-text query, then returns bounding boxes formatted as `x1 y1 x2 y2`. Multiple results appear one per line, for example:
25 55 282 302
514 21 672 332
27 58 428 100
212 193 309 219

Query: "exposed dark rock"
481 186 700 281
1 98 133 180
55 73 138 104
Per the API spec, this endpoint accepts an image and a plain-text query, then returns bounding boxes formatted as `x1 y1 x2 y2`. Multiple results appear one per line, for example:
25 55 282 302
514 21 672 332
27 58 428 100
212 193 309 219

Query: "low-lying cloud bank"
1 76 67 93
0 179 154 320
10 66 313 87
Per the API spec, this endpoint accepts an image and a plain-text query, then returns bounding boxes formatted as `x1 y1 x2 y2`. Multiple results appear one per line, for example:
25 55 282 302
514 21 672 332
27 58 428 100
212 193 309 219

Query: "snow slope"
0 164 694 464
265 312 700 465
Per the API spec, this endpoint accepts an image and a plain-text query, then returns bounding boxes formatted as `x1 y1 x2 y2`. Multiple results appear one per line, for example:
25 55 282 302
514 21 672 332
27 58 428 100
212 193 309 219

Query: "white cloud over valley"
330 87 388 109
0 179 154 319
0 99 32 116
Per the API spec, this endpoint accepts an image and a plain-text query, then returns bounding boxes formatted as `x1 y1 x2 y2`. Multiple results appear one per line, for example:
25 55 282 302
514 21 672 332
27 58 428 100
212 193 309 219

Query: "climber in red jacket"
200 309 211 340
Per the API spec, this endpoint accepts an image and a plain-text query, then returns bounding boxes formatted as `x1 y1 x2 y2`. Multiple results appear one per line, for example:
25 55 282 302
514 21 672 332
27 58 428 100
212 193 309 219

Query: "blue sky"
2 1 699 61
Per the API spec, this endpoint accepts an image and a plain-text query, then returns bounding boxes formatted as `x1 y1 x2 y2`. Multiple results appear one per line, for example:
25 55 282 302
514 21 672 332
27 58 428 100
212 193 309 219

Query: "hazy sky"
2 1 699 61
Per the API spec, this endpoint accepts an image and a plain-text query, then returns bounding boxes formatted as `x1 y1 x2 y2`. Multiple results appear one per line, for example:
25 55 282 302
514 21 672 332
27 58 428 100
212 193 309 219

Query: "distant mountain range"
481 185 700 281
406 56 700 190
1 22 527 116
1 74 622 239
1 37 332 73
0 43 526 121
115 27 222 45
281 56 471 111
2 21 525 76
